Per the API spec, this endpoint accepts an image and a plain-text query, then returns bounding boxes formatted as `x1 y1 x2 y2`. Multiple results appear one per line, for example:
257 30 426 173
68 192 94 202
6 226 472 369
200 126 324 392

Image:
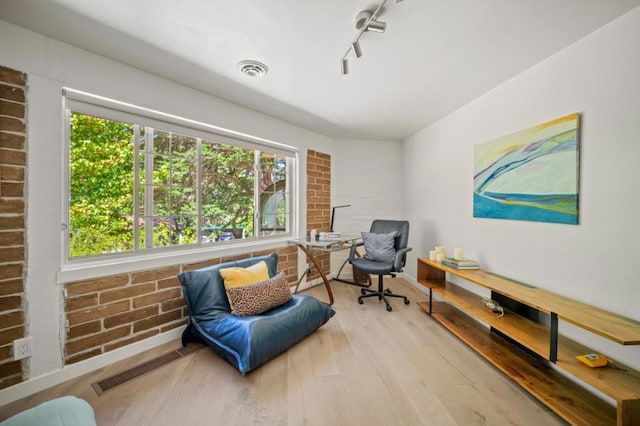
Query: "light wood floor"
0 278 565 425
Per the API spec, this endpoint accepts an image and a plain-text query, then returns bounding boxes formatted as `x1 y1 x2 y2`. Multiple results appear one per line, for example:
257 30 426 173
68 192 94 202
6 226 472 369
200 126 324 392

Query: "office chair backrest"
370 220 410 269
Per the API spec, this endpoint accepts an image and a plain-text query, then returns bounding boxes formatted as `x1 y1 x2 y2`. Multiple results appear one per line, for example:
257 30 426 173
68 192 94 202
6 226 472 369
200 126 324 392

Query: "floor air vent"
92 344 203 395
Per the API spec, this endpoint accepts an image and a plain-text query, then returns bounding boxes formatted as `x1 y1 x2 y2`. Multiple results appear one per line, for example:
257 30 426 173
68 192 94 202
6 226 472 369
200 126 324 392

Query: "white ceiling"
1 0 639 140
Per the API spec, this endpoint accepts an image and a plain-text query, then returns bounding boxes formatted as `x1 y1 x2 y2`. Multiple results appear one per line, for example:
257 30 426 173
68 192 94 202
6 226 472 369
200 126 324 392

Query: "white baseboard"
0 327 184 406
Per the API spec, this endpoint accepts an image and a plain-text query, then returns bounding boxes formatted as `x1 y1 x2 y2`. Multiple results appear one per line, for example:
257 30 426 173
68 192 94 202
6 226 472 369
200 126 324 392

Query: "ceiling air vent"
237 60 269 77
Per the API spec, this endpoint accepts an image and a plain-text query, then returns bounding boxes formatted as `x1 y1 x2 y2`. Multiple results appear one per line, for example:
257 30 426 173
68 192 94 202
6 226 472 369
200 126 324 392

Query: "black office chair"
348 220 412 311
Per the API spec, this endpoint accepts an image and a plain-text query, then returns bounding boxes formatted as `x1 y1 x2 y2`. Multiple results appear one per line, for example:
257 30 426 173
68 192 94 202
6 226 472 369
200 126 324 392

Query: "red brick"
0 165 23 182
0 279 22 296
133 310 182 333
131 266 180 284
67 321 101 340
277 246 297 255
0 311 23 328
0 200 24 215
0 374 24 390
0 216 23 231
182 258 220 271
99 282 155 304
104 329 158 353
0 66 26 86
0 117 24 133
66 325 130 355
0 295 21 311
182 259 220 271
0 100 25 119
65 348 102 365
67 300 130 326
0 133 24 150
0 149 26 166
0 232 23 247
0 360 22 377
132 288 182 308
219 254 249 264
103 305 159 329
0 325 24 346
0 264 21 281
157 276 180 289
161 298 186 313
66 274 128 297
65 294 98 312
251 250 273 258
0 344 12 361
0 84 24 103
0 181 23 197
160 318 187 333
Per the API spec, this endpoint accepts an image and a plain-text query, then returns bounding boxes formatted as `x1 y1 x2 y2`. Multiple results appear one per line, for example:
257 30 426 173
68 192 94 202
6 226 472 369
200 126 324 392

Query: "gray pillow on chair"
362 231 397 263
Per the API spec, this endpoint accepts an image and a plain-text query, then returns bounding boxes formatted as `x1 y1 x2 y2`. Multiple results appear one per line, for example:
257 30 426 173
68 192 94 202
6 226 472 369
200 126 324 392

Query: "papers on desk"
318 232 342 241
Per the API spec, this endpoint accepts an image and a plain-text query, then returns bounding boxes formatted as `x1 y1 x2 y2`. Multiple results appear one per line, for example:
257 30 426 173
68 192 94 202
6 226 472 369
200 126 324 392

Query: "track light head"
352 40 363 58
366 19 386 33
341 58 349 75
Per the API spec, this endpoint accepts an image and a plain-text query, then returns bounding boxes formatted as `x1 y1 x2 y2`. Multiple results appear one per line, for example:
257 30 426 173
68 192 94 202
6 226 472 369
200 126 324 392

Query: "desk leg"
295 243 334 306
333 256 372 288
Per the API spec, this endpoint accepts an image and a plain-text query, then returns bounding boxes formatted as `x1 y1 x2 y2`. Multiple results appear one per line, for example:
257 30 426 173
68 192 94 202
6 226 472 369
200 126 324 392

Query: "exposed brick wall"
306 150 331 278
62 245 297 365
0 66 27 390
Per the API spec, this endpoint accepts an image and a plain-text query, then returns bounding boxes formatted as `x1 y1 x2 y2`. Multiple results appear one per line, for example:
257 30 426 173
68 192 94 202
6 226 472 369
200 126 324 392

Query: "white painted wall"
330 139 404 277
0 19 336 402
331 139 404 232
402 7 640 371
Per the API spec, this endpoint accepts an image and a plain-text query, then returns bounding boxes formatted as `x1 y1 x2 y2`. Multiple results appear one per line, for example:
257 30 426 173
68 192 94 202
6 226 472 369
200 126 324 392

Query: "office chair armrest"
394 247 412 272
348 241 364 263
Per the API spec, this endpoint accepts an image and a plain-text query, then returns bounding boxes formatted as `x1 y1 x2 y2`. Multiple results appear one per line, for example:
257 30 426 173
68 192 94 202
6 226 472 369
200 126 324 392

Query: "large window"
65 90 296 260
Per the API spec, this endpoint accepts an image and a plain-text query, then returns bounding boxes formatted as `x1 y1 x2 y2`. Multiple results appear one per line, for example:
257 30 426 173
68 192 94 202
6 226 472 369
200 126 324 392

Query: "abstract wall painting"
473 113 580 225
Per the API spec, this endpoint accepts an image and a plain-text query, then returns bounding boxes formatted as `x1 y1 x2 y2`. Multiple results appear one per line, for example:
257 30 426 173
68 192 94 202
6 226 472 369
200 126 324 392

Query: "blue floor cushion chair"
178 253 335 374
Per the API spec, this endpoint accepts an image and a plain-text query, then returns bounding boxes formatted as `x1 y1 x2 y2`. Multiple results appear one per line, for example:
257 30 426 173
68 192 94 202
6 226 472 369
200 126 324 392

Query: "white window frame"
62 88 298 269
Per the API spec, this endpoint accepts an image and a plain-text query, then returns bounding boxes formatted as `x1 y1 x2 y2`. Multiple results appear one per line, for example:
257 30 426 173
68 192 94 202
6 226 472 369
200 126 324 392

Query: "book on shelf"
442 257 479 269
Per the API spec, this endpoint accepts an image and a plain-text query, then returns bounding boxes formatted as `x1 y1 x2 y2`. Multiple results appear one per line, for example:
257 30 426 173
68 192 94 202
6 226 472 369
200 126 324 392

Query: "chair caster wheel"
361 289 367 295
386 305 393 312
358 298 364 305
404 298 410 305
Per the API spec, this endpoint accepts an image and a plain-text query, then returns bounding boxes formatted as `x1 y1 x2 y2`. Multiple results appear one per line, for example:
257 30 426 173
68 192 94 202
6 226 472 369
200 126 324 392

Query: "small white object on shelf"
453 248 464 260
429 250 437 261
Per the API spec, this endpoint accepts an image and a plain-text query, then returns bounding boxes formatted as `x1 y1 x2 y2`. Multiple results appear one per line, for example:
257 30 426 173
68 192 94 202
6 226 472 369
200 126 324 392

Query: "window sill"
56 237 293 284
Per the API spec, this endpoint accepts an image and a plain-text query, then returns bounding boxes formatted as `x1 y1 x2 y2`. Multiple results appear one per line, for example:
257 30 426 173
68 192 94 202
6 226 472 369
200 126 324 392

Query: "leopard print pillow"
226 272 292 317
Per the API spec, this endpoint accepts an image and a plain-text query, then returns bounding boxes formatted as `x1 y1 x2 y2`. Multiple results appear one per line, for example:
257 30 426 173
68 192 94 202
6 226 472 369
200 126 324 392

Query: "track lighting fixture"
352 40 362 58
366 20 386 33
340 0 405 75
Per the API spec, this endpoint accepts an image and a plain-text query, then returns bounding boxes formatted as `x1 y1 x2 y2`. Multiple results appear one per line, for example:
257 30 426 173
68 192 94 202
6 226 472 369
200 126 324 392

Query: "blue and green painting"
474 113 579 225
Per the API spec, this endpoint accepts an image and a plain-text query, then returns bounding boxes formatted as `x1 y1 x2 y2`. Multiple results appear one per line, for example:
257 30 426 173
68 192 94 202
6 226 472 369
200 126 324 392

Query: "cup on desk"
310 229 317 241
429 250 437 261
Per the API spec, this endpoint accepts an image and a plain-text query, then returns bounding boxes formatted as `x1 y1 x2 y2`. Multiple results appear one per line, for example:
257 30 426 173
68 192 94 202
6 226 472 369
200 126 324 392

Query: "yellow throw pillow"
219 261 270 311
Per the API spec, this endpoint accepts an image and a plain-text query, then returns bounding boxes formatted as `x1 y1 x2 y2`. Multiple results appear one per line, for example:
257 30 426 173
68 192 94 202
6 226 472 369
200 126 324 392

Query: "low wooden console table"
416 257 640 426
